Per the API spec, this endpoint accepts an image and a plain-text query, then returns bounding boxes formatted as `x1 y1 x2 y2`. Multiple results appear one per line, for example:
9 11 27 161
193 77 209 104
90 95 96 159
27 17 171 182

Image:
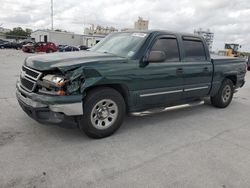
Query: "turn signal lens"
56 90 66 96
56 81 66 87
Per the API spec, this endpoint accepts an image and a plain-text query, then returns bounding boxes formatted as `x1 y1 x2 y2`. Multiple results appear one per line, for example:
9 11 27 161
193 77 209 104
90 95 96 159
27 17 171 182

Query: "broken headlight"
42 74 67 86
38 74 68 95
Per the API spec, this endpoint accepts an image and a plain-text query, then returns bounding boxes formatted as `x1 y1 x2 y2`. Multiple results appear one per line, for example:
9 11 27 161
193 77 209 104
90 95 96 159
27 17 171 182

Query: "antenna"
51 0 54 30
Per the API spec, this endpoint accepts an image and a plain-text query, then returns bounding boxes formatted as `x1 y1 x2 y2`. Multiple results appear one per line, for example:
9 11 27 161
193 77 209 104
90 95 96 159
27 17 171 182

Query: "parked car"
58 45 79 52
57 45 67 52
0 41 18 49
79 45 89 50
16 31 247 138
0 41 8 49
22 42 57 53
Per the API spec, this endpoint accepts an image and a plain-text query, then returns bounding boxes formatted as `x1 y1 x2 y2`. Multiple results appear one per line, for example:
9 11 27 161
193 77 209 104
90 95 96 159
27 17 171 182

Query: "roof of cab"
120 30 204 39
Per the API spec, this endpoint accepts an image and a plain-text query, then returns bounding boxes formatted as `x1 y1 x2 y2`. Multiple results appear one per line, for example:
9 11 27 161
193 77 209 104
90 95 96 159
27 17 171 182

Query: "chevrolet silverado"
16 31 247 138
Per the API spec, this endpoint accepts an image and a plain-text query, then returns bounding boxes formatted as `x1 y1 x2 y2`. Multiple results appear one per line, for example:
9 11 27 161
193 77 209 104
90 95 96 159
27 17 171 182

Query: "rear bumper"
16 81 83 128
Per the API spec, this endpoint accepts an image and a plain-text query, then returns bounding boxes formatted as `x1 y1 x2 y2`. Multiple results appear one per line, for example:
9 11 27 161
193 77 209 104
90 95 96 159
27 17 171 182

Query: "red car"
22 42 58 53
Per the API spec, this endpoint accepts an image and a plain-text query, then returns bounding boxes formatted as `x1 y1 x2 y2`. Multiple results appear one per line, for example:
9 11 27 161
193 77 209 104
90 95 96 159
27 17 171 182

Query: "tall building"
84 24 118 35
194 28 214 51
134 17 149 30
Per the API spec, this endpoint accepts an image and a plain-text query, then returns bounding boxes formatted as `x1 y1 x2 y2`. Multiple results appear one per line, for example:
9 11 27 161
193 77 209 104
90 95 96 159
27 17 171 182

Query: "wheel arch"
225 75 237 86
83 84 131 112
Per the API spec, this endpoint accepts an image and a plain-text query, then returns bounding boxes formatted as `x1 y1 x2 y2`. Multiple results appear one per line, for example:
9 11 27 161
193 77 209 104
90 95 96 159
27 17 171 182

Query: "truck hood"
25 51 127 71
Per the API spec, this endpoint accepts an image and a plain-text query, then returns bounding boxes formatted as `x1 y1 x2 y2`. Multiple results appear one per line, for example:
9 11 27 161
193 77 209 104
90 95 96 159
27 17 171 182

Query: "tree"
5 27 32 39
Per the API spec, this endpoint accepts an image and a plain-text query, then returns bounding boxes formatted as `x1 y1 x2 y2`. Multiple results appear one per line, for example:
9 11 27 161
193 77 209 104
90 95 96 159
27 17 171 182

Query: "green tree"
5 27 32 39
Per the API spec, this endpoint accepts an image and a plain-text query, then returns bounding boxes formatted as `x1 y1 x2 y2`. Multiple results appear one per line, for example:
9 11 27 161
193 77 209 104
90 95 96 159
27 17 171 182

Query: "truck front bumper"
16 81 83 128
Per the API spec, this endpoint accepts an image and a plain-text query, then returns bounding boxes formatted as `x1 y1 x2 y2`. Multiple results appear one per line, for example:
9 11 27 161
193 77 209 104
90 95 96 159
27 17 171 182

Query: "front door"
134 35 183 109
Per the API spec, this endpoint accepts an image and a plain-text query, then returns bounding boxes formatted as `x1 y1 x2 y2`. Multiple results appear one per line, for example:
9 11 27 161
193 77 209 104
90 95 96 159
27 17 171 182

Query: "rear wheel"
79 87 125 138
46 49 53 53
211 79 234 108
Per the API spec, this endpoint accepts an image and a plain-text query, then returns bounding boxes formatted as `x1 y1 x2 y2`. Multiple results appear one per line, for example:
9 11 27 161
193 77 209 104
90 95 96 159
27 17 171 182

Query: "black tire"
211 79 234 108
46 49 53 53
79 87 125 138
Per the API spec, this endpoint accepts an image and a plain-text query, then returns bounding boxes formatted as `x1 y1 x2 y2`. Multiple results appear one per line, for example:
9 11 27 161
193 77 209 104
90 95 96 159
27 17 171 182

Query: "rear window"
183 39 206 61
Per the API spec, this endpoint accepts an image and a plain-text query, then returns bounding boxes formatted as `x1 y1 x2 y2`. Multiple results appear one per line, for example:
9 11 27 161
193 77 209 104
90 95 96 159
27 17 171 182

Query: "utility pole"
51 0 54 30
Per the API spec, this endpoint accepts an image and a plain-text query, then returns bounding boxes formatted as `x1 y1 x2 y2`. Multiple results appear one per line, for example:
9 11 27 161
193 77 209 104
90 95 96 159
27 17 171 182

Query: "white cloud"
0 0 250 51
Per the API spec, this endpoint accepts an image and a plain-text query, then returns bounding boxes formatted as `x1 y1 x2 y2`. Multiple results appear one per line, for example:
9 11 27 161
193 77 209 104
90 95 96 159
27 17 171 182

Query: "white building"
31 29 105 47
31 30 84 46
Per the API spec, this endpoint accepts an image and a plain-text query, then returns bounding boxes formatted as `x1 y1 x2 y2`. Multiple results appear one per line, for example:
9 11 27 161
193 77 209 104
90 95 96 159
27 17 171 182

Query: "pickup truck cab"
16 30 247 138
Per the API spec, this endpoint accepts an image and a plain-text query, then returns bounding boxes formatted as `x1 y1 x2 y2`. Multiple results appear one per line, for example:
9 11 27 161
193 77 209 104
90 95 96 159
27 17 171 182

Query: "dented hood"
24 50 127 71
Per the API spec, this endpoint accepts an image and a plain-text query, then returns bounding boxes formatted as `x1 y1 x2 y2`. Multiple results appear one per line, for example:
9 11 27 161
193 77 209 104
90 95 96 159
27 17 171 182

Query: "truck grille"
20 66 42 92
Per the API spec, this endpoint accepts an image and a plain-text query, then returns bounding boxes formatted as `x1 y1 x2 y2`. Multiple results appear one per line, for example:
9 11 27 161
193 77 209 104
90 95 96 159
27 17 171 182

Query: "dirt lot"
1 49 250 188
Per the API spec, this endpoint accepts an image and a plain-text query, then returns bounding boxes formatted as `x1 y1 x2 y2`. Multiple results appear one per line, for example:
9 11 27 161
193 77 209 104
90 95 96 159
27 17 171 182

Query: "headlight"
42 74 67 86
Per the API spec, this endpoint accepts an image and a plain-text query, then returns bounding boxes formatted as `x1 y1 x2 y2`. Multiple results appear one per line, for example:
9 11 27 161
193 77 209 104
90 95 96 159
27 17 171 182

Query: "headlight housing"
42 74 67 86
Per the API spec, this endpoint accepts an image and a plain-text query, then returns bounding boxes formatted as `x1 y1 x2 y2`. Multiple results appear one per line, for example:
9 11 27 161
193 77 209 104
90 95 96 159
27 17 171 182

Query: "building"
31 29 105 47
82 34 105 47
84 24 118 35
31 30 84 46
134 17 149 30
194 28 214 51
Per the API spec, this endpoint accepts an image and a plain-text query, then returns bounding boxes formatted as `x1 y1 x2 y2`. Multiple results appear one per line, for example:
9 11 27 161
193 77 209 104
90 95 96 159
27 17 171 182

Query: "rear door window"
182 38 206 61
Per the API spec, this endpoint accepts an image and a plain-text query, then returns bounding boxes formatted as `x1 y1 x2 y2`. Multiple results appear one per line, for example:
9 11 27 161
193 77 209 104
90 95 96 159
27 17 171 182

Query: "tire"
46 49 53 53
211 79 234 108
79 87 126 138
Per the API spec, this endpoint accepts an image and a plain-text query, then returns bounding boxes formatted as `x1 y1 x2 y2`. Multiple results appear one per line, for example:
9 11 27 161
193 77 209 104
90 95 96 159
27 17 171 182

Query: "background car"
0 39 34 50
58 45 67 52
79 45 89 50
0 41 8 49
58 45 79 52
22 42 58 53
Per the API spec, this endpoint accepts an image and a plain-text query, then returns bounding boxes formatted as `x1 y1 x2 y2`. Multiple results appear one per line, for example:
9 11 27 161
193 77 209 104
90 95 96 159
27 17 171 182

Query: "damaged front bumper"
16 81 83 128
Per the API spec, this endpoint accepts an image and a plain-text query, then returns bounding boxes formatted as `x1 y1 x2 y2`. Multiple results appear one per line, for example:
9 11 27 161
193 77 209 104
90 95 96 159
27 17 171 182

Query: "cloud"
0 0 250 51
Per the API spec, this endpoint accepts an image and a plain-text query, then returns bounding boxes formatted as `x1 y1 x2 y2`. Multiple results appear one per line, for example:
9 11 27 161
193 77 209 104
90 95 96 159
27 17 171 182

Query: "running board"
131 100 204 116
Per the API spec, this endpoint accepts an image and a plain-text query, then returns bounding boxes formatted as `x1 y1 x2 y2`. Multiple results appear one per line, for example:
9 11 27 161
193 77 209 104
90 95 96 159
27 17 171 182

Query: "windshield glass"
90 32 148 58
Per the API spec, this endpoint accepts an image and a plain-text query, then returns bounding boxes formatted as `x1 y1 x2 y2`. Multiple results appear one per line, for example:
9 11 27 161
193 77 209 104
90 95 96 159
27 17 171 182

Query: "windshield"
90 32 148 58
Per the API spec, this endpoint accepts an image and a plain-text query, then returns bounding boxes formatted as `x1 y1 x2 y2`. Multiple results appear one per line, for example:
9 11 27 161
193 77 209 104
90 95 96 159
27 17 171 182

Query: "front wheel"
211 79 234 108
79 87 125 138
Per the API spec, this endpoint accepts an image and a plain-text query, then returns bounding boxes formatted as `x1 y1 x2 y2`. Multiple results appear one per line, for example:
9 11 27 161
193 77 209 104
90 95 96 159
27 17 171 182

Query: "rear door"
181 36 213 98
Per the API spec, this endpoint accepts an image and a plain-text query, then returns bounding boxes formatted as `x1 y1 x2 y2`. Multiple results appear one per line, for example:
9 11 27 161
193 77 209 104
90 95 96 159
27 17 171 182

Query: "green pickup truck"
16 31 247 138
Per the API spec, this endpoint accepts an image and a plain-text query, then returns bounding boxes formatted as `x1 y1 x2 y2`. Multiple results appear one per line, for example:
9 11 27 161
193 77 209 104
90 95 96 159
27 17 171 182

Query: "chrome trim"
20 76 37 92
131 101 204 116
16 90 47 108
49 103 83 116
20 66 43 92
16 88 83 116
140 89 183 97
184 86 209 92
22 65 42 81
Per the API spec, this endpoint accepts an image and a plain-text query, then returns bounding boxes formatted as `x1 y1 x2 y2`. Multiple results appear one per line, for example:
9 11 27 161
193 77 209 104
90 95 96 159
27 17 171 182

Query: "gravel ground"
0 49 250 188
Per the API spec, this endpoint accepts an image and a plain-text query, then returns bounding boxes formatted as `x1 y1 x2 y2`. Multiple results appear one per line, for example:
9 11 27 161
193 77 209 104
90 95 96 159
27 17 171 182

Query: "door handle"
176 68 183 74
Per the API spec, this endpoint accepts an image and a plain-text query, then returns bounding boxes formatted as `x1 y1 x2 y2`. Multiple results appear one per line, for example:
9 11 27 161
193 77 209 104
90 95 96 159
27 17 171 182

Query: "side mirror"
147 50 166 62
